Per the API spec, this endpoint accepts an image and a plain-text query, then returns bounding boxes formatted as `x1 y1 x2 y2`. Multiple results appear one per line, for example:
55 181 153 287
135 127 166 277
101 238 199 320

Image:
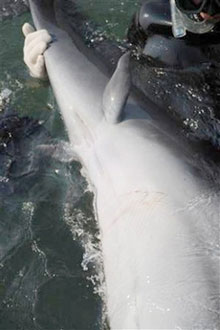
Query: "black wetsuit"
127 0 220 151
128 0 220 65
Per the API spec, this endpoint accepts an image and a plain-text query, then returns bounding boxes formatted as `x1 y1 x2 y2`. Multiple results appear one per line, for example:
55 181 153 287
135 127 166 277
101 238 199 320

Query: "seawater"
0 2 139 329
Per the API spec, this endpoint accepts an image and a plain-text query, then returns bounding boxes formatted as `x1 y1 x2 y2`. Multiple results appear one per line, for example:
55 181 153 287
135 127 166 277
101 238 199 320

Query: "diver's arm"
22 23 52 79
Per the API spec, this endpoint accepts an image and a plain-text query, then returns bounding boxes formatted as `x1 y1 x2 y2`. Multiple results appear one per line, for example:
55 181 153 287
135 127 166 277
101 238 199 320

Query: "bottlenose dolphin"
28 0 219 328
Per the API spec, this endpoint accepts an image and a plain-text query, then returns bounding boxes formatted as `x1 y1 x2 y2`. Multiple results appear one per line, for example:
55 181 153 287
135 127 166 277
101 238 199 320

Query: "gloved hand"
22 22 52 79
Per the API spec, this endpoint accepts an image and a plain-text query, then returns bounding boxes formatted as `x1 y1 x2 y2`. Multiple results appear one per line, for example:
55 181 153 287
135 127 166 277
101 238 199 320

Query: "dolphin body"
28 0 219 328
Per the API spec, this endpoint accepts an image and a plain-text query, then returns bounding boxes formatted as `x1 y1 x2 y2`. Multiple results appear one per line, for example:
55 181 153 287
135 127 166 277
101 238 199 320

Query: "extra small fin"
103 52 131 124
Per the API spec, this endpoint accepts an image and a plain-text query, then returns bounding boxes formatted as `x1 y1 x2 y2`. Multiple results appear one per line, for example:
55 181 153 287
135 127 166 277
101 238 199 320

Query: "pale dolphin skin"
28 0 219 328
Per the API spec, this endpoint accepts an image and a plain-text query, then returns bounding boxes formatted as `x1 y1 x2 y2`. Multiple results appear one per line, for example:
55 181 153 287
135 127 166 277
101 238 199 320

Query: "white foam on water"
0 87 12 110
63 201 108 327
22 201 52 279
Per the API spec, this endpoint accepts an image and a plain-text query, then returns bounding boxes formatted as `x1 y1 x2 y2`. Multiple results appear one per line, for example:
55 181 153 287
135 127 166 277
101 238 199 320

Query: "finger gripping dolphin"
27 0 220 328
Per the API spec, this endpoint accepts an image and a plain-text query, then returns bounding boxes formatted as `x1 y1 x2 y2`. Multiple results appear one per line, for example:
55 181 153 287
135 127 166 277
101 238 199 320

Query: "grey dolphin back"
28 0 108 137
28 0 57 29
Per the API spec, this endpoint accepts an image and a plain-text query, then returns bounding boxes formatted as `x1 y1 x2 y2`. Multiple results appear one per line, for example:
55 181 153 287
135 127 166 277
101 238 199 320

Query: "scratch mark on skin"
108 191 166 229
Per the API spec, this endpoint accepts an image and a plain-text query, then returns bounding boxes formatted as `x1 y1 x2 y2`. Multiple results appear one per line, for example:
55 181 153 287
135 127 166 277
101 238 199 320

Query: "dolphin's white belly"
81 121 219 329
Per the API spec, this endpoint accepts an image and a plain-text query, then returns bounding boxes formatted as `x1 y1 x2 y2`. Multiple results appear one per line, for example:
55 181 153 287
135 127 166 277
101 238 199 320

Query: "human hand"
22 22 52 79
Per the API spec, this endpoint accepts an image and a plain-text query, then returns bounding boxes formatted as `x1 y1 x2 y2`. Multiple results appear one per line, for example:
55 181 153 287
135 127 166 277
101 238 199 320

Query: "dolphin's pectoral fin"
103 52 131 124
